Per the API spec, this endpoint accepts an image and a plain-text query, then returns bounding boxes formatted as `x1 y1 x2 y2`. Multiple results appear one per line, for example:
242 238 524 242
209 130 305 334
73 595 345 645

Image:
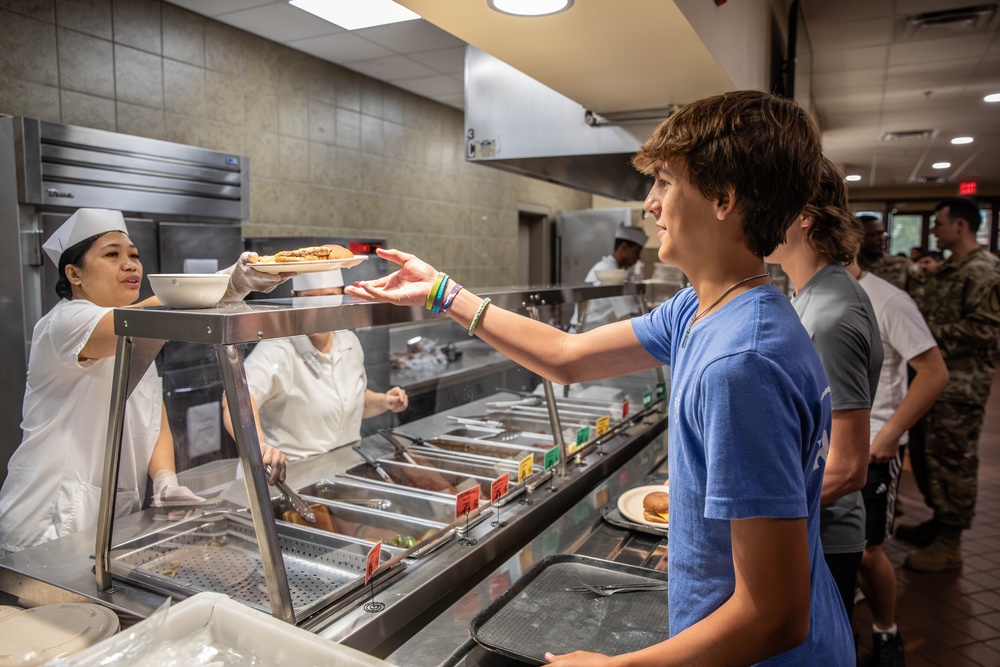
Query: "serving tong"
267 466 316 523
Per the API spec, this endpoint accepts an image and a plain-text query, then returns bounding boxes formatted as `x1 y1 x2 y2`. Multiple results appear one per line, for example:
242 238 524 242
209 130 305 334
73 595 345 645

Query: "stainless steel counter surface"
390 339 519 396
386 432 670 666
0 394 667 657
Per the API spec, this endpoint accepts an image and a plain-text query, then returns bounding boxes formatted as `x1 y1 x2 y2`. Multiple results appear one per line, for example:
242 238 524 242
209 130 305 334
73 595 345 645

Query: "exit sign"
959 181 977 195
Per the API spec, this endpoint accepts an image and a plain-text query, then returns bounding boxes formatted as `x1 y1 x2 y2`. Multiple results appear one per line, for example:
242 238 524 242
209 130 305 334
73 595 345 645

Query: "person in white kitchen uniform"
224 270 408 461
0 209 288 554
572 224 649 333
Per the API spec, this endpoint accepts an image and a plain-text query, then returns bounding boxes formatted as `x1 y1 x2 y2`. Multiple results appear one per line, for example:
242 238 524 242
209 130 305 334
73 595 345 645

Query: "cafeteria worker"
0 209 287 554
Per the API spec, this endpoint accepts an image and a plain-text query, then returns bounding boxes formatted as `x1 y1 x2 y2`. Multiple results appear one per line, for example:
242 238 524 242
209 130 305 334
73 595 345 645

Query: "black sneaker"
871 631 904 667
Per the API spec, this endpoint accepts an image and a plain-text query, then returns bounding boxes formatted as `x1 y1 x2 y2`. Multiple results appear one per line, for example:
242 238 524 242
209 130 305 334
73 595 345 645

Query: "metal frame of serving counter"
96 285 657 623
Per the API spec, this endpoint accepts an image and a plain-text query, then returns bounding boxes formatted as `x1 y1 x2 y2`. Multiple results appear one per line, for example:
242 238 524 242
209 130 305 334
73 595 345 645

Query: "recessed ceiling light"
985 93 1000 102
289 0 419 30
932 162 952 169
845 175 862 182
951 136 974 144
488 0 574 17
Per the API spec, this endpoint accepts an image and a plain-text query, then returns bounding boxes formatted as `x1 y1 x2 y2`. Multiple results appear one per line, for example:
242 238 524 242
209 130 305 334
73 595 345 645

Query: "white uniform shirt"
575 256 636 329
858 272 938 445
0 299 162 552
243 333 367 461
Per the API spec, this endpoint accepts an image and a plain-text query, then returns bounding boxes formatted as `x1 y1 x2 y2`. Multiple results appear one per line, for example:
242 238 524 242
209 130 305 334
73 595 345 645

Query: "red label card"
456 485 481 517
491 473 510 504
365 541 382 584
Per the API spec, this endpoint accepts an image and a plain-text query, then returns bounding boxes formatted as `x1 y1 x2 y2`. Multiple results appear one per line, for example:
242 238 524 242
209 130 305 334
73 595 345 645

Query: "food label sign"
656 382 666 400
575 426 590 448
365 541 381 584
491 473 510 504
455 485 481 518
622 400 630 419
517 454 533 483
544 445 560 471
596 415 611 436
643 390 653 408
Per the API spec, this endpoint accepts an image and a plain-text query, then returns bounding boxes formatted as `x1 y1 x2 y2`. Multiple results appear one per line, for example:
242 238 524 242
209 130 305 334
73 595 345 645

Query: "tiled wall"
0 0 592 287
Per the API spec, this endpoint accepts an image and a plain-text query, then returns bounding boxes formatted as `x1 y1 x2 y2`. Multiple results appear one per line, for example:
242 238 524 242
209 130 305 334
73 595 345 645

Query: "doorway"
517 209 550 286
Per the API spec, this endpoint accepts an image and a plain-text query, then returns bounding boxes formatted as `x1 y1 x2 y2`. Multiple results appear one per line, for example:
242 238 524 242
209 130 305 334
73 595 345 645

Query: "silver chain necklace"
682 272 770 347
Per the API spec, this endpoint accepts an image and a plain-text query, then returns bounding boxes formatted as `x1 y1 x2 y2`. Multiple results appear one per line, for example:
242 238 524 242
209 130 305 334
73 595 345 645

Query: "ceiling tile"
888 33 994 67
221 3 341 42
346 55 439 81
167 0 274 17
354 19 463 55
808 18 894 52
289 32 395 62
393 73 462 97
408 46 465 75
812 46 889 74
429 92 464 109
800 0 893 22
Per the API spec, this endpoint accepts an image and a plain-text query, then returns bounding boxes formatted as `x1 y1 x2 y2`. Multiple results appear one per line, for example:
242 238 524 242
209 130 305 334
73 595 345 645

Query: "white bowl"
594 269 627 285
148 274 230 309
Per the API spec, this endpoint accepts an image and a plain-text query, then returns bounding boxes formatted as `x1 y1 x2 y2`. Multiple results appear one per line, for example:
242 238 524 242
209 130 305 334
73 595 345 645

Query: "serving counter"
0 284 670 662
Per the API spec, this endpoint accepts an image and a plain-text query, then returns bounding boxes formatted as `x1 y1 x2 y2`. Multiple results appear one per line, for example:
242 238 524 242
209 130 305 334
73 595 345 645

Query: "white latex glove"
152 469 205 507
217 251 296 302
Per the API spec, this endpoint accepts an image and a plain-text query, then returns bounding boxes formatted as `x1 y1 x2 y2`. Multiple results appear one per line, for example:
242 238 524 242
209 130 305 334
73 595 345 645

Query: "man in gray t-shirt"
765 157 883 622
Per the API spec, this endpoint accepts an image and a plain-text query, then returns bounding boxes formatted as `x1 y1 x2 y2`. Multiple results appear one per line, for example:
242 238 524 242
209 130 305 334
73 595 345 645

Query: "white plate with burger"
617 483 669 527
250 244 369 273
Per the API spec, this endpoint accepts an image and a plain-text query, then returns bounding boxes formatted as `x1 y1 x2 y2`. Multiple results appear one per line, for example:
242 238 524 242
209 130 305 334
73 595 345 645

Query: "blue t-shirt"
632 285 854 665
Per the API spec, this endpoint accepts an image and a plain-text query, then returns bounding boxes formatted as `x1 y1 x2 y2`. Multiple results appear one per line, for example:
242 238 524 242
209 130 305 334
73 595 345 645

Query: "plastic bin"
54 592 387 666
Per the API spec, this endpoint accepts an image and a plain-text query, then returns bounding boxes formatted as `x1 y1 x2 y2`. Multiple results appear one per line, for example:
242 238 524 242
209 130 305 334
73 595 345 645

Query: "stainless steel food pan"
110 511 399 621
272 494 451 558
296 478 460 524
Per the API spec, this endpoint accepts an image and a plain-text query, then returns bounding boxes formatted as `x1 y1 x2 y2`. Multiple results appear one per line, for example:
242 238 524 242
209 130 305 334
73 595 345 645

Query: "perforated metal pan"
470 554 669 665
110 511 399 621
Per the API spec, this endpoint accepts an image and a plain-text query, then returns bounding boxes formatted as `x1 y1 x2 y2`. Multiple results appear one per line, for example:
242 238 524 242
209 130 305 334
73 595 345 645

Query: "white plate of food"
617 483 669 527
250 256 368 274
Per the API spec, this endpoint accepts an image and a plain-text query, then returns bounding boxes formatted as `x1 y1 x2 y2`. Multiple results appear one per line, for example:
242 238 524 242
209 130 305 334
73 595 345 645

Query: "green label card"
544 445 560 471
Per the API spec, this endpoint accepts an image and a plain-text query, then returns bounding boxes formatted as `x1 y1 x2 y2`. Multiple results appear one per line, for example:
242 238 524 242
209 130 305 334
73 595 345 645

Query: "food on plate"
642 490 670 524
256 244 353 264
387 534 418 548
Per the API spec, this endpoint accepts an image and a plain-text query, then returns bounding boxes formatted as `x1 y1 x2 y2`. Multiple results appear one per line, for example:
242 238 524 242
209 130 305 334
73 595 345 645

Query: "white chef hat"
615 224 648 247
42 209 128 266
291 269 345 292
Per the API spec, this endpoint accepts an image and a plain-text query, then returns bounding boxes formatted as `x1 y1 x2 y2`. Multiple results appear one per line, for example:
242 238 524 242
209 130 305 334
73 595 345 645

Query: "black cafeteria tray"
469 554 669 665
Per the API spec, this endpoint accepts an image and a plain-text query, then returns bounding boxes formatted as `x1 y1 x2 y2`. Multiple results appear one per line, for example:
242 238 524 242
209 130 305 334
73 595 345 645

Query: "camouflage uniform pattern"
862 253 911 291
912 246 1000 528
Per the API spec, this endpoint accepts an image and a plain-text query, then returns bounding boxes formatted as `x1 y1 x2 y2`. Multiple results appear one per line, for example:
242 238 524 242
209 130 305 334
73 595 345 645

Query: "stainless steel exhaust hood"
463 46 659 201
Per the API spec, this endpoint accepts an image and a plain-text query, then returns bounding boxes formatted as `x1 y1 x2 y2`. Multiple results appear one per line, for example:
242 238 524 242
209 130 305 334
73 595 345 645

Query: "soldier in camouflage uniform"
896 197 1000 572
858 215 912 291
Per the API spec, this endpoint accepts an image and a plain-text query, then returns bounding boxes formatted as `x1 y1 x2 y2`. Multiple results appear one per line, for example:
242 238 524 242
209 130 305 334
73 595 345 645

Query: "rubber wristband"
468 297 491 336
425 273 444 310
441 281 463 312
431 274 450 313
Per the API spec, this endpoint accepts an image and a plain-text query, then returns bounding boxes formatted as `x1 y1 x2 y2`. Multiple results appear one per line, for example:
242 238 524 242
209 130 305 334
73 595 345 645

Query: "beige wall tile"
114 44 162 107
1 0 55 21
205 71 244 125
308 143 336 186
0 74 60 120
308 98 336 145
112 0 159 53
60 89 114 129
245 130 279 180
278 136 309 182
162 3 203 67
335 148 361 190
1 9 58 85
116 100 165 139
245 89 277 133
361 114 384 156
201 121 243 155
333 68 360 112
55 0 110 39
242 35 279 89
57 28 114 97
164 59 204 116
278 92 307 139
204 21 242 77
335 107 360 150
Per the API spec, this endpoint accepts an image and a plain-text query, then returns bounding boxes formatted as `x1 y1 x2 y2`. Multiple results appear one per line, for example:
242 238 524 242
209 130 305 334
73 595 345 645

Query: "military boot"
904 526 963 572
894 517 939 547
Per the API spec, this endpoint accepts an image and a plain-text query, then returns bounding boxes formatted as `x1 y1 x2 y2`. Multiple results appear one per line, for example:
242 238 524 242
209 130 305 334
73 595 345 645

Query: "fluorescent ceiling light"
950 136 974 144
984 93 1000 102
289 0 419 30
932 162 951 169
488 0 574 17
845 174 862 182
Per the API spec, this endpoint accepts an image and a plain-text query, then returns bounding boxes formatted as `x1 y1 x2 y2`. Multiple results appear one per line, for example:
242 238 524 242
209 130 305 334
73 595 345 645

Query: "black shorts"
862 446 904 546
